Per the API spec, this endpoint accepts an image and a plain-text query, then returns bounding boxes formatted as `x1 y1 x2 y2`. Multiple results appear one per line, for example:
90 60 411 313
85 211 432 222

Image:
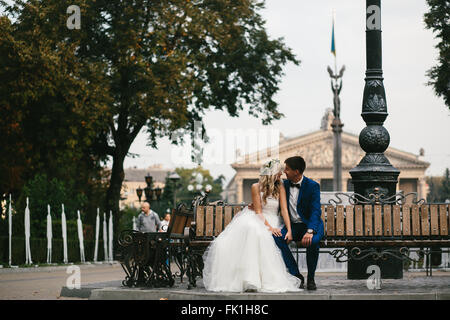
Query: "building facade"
120 164 170 209
224 110 430 204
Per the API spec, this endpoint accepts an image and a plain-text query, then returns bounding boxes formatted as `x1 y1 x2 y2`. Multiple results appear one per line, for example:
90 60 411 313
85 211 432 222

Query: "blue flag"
331 19 336 56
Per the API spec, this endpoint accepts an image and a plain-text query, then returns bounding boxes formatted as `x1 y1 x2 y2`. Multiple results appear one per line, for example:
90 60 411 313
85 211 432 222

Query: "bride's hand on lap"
270 227 282 237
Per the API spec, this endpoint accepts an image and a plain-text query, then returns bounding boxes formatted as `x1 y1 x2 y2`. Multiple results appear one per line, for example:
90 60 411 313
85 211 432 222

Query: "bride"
202 159 302 292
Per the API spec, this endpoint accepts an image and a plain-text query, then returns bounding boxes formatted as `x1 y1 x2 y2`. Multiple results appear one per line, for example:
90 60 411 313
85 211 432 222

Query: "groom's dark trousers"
274 224 320 280
272 177 324 280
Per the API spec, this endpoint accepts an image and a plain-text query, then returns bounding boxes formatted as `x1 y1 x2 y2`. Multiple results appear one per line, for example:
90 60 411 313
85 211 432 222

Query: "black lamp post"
169 172 181 209
348 0 401 279
136 186 143 203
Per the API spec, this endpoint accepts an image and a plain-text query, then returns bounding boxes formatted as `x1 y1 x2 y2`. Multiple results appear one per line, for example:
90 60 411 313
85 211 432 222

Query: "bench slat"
448 204 450 235
233 206 242 219
383 205 392 236
430 205 439 235
420 205 430 236
173 214 187 235
196 206 205 237
364 205 373 236
336 205 344 236
345 205 354 236
374 205 382 236
355 205 363 236
186 216 193 231
393 205 401 236
402 205 411 236
205 206 214 237
326 205 335 236
224 206 233 228
214 206 223 236
411 205 421 236
439 204 448 235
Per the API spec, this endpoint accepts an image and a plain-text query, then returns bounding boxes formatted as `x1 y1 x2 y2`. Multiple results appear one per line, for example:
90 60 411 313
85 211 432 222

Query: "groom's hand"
301 233 313 247
284 231 293 244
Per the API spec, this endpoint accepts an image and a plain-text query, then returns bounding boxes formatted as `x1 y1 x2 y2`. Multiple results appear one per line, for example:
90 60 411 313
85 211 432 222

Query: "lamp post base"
347 247 403 279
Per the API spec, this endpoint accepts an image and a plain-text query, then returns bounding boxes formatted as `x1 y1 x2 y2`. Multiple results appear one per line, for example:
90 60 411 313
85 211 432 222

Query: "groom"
275 156 324 290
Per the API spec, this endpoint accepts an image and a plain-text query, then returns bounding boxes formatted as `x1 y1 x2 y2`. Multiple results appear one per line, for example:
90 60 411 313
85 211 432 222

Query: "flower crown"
259 159 281 176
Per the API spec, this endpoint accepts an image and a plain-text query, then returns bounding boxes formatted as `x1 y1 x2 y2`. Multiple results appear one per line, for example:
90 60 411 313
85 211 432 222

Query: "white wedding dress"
202 192 302 292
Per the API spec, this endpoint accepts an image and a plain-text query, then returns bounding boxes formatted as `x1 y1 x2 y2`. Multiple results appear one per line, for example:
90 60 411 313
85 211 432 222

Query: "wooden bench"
183 202 450 287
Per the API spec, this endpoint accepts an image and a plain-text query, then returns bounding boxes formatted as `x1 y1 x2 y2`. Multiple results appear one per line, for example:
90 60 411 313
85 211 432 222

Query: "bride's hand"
270 227 282 237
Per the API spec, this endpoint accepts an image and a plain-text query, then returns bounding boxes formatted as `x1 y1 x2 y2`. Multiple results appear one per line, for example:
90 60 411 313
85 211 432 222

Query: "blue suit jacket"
283 177 324 244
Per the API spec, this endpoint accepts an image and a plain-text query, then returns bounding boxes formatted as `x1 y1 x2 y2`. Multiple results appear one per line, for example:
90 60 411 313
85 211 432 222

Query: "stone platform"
60 271 450 300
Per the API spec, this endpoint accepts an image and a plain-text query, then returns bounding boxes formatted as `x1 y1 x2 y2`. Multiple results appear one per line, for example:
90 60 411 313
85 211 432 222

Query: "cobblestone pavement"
0 263 124 300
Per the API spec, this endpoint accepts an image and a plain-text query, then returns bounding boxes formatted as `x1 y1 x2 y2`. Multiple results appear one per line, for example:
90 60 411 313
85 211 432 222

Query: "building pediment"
232 130 430 170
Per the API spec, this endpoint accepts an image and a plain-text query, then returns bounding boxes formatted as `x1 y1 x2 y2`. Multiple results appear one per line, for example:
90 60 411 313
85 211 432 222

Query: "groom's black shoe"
306 279 317 290
295 274 305 289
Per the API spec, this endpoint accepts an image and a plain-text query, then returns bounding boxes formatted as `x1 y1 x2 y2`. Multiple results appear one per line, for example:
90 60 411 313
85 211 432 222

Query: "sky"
120 0 449 185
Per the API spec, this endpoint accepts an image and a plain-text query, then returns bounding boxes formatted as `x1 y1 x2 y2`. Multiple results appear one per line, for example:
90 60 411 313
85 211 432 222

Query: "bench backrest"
321 204 449 239
194 204 450 239
168 206 194 236
195 205 245 238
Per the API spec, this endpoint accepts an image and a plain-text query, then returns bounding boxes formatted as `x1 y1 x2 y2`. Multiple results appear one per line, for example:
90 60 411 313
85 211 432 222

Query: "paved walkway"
1 263 449 300
69 270 450 300
0 263 124 300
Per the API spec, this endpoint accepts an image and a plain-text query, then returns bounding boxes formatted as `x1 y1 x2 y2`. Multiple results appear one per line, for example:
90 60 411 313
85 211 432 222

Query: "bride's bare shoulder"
251 183 260 191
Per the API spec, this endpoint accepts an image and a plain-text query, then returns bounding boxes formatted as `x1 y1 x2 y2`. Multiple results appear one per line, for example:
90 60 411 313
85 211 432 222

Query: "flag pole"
333 9 337 75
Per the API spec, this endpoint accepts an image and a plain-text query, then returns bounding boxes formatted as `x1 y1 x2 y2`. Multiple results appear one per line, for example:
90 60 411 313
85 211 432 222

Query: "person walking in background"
159 212 171 232
136 202 162 233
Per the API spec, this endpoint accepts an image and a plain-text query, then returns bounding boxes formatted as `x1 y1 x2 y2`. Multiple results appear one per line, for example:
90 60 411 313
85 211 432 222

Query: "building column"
236 178 243 204
418 177 427 201
342 177 348 192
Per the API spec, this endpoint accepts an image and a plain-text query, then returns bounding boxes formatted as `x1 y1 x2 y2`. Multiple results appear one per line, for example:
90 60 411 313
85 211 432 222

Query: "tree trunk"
105 150 126 251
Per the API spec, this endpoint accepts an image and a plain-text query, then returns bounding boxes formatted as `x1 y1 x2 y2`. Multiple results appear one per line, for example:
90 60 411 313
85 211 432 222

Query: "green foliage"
157 166 224 213
0 236 108 265
426 168 450 202
0 0 110 219
424 0 450 109
118 205 139 232
0 0 299 232
12 173 86 239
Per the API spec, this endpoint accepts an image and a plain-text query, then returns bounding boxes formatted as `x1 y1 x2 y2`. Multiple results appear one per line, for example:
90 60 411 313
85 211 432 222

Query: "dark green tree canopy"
1 0 299 228
424 0 450 110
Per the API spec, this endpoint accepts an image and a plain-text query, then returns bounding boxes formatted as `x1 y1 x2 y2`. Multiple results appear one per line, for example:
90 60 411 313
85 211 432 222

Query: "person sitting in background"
136 202 161 233
160 212 171 232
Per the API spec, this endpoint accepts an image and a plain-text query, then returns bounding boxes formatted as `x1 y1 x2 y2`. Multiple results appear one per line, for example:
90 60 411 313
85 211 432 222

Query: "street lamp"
348 0 401 280
136 186 143 203
169 172 181 208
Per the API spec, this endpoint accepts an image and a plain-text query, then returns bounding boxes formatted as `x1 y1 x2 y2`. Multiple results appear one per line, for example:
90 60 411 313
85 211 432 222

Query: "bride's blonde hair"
258 159 282 205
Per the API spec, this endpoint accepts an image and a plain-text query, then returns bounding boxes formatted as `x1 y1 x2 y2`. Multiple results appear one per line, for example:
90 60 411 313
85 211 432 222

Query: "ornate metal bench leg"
185 247 197 289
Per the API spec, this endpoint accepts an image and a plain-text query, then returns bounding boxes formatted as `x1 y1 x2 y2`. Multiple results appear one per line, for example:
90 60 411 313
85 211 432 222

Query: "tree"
0 2 110 222
426 168 450 202
1 0 299 237
441 168 450 201
153 167 224 217
424 0 450 110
